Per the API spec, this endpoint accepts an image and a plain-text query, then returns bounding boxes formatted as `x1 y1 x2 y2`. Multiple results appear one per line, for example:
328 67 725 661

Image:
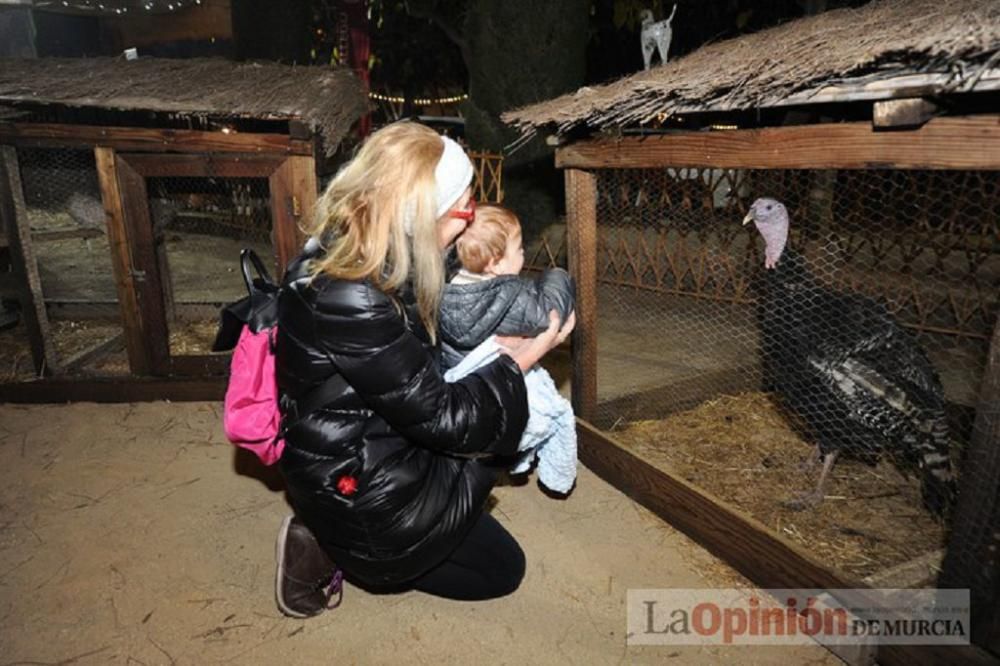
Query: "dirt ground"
0 401 840 666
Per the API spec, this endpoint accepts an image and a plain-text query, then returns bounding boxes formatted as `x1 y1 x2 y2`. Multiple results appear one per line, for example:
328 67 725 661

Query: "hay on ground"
612 392 947 580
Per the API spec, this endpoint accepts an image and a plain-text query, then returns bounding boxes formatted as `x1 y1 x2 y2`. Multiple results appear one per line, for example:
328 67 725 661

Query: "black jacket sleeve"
312 281 528 457
494 267 575 337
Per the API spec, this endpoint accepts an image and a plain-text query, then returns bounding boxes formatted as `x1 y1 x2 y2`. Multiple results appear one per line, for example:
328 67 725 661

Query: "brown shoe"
274 514 343 618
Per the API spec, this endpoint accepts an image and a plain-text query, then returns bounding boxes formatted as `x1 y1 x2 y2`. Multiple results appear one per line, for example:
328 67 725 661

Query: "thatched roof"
0 57 368 154
504 0 1000 137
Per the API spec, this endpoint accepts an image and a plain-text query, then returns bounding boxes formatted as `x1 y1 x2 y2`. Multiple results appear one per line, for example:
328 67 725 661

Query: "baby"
439 204 578 494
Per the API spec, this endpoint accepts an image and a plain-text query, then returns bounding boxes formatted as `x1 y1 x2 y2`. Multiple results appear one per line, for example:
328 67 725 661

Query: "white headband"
434 135 475 219
403 135 474 236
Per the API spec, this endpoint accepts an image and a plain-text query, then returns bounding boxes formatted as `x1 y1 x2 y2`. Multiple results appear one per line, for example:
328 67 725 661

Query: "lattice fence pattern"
468 150 504 204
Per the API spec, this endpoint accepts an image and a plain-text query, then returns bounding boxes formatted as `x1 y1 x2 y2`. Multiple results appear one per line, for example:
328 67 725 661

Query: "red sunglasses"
449 198 477 222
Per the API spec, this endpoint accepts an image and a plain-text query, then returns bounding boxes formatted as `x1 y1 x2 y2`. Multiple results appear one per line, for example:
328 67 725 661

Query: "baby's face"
490 231 525 276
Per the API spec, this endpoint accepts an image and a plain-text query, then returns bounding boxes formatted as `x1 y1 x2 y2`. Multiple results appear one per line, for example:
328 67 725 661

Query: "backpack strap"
278 372 350 437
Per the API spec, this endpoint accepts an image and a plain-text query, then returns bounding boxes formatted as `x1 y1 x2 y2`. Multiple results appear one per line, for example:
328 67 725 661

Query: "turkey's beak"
742 211 754 226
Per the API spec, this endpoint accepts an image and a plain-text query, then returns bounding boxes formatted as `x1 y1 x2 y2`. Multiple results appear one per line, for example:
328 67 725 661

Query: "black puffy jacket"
274 250 529 588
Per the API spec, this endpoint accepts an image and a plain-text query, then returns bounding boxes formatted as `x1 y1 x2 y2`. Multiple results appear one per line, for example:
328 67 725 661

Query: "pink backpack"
215 250 286 465
224 325 284 465
214 250 341 465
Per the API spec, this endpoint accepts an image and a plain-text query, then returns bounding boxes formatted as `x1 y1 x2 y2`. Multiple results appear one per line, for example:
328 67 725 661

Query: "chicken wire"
146 172 273 356
540 165 1000 581
2 147 127 380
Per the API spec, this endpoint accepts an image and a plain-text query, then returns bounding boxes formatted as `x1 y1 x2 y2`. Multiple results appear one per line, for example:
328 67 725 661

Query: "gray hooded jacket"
439 267 575 368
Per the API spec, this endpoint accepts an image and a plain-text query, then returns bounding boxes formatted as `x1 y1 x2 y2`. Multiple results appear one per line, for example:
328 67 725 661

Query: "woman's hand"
497 310 576 372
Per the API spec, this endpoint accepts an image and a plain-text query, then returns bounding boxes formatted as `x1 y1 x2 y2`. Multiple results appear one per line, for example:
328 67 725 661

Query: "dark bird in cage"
743 197 956 516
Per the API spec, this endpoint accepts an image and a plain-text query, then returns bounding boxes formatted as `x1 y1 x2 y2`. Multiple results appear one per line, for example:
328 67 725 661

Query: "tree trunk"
463 0 589 234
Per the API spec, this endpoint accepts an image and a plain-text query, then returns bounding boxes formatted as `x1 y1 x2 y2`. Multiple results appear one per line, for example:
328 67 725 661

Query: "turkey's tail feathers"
914 410 956 517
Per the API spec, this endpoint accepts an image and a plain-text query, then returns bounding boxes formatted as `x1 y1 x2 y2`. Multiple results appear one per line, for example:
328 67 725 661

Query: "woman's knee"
491 531 526 596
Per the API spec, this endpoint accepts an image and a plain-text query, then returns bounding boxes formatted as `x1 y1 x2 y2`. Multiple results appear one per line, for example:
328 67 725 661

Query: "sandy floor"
0 401 840 665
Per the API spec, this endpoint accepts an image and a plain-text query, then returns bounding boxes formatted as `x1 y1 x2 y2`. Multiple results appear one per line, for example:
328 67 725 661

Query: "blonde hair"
305 122 448 341
455 205 521 274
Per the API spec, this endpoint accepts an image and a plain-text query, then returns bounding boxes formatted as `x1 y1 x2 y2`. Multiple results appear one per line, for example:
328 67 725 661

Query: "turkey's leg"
784 450 839 511
798 444 822 472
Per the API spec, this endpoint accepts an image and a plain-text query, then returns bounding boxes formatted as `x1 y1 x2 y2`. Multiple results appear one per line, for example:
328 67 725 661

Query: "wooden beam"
565 169 598 421
665 69 1000 116
0 145 58 376
556 116 1000 170
95 147 149 375
269 155 317 273
576 419 1000 666
118 153 286 179
0 123 312 156
114 154 172 375
60 332 124 374
31 227 104 243
168 354 230 377
0 376 225 403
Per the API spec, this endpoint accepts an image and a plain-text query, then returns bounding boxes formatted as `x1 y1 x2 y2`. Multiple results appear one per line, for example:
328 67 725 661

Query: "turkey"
743 197 956 516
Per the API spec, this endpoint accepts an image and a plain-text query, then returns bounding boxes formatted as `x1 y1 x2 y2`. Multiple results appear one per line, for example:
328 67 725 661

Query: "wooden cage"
554 112 1000 666
504 2 1000 663
0 57 368 402
0 123 322 401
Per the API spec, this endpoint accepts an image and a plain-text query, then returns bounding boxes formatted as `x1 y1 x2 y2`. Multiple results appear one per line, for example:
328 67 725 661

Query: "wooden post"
0 145 58 376
940 309 1000 653
565 168 598 421
96 147 147 375
96 151 171 375
269 155 317 274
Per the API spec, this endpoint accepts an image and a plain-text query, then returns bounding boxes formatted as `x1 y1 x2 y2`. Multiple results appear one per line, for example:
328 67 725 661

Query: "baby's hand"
498 310 576 372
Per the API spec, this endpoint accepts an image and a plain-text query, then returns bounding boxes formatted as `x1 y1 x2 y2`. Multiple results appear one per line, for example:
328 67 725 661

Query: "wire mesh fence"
145 173 273 356
529 165 999 582
2 147 126 380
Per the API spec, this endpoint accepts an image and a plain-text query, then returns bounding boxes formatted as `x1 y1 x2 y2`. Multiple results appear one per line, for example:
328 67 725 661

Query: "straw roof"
504 0 1000 137
0 57 368 154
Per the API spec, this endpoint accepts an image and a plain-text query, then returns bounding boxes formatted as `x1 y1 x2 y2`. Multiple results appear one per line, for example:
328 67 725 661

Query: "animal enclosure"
554 163 996 577
0 57 367 398
534 116 1000 666
1 146 280 382
0 139 320 390
505 2 1000 658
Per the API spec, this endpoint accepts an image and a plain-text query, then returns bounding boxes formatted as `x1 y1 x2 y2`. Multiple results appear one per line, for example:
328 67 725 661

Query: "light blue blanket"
444 337 578 494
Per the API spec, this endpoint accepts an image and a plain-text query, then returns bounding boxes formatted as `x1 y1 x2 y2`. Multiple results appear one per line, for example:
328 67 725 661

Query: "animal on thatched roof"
639 5 677 71
744 197 956 516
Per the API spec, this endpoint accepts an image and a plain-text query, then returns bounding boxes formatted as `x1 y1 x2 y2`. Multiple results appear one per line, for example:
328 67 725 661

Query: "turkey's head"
743 198 789 269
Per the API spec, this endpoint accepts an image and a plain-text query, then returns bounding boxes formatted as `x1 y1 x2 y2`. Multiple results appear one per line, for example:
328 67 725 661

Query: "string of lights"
369 91 469 106
27 0 201 15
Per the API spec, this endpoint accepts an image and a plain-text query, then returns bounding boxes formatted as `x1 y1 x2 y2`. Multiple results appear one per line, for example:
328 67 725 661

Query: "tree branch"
404 1 471 70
